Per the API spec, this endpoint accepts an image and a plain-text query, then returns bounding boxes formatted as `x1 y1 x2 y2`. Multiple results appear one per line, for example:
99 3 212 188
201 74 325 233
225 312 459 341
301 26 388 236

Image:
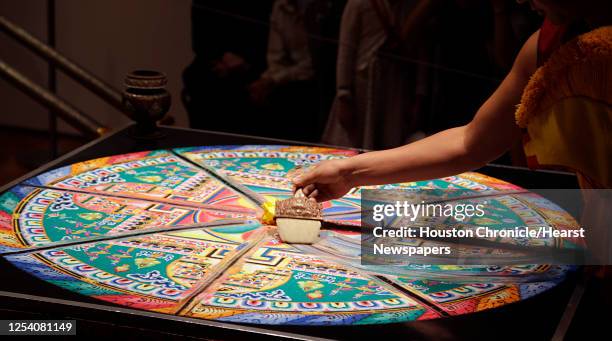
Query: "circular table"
0 145 578 325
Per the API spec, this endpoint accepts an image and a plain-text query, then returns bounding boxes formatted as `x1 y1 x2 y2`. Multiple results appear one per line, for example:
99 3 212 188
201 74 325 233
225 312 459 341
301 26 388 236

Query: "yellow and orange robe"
516 26 612 265
516 26 612 189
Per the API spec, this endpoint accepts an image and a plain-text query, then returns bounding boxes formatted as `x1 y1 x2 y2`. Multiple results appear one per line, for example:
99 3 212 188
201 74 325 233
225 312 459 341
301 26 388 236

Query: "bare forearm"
341 126 488 187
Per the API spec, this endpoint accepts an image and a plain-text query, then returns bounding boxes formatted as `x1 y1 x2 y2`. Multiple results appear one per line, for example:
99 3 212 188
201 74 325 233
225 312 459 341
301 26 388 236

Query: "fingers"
301 184 316 197
290 163 335 202
294 185 333 203
308 189 319 200
305 188 329 202
292 166 319 188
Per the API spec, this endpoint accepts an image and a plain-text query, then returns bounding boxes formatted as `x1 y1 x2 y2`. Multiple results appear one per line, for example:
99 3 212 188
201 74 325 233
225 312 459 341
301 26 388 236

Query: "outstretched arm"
295 31 540 202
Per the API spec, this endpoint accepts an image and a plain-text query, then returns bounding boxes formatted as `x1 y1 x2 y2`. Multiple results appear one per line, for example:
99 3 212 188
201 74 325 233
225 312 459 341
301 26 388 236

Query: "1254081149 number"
1 320 76 335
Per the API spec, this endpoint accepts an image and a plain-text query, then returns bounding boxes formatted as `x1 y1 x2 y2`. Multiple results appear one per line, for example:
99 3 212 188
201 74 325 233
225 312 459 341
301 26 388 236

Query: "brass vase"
122 70 170 139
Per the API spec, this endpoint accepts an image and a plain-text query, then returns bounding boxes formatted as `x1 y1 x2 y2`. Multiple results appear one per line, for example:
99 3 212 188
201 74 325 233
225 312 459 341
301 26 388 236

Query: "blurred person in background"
248 0 320 142
183 0 273 134
322 0 430 150
304 0 347 138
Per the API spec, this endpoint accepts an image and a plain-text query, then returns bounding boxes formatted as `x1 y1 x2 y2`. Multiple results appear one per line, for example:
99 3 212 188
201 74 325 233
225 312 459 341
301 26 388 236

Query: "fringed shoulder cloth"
516 25 612 189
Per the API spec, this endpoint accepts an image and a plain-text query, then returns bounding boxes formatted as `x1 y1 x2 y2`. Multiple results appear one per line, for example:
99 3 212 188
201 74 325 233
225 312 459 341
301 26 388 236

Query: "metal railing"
0 60 106 137
0 13 128 140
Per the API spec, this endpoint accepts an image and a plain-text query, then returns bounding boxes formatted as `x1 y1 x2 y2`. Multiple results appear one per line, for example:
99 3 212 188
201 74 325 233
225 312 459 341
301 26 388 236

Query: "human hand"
291 159 355 202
